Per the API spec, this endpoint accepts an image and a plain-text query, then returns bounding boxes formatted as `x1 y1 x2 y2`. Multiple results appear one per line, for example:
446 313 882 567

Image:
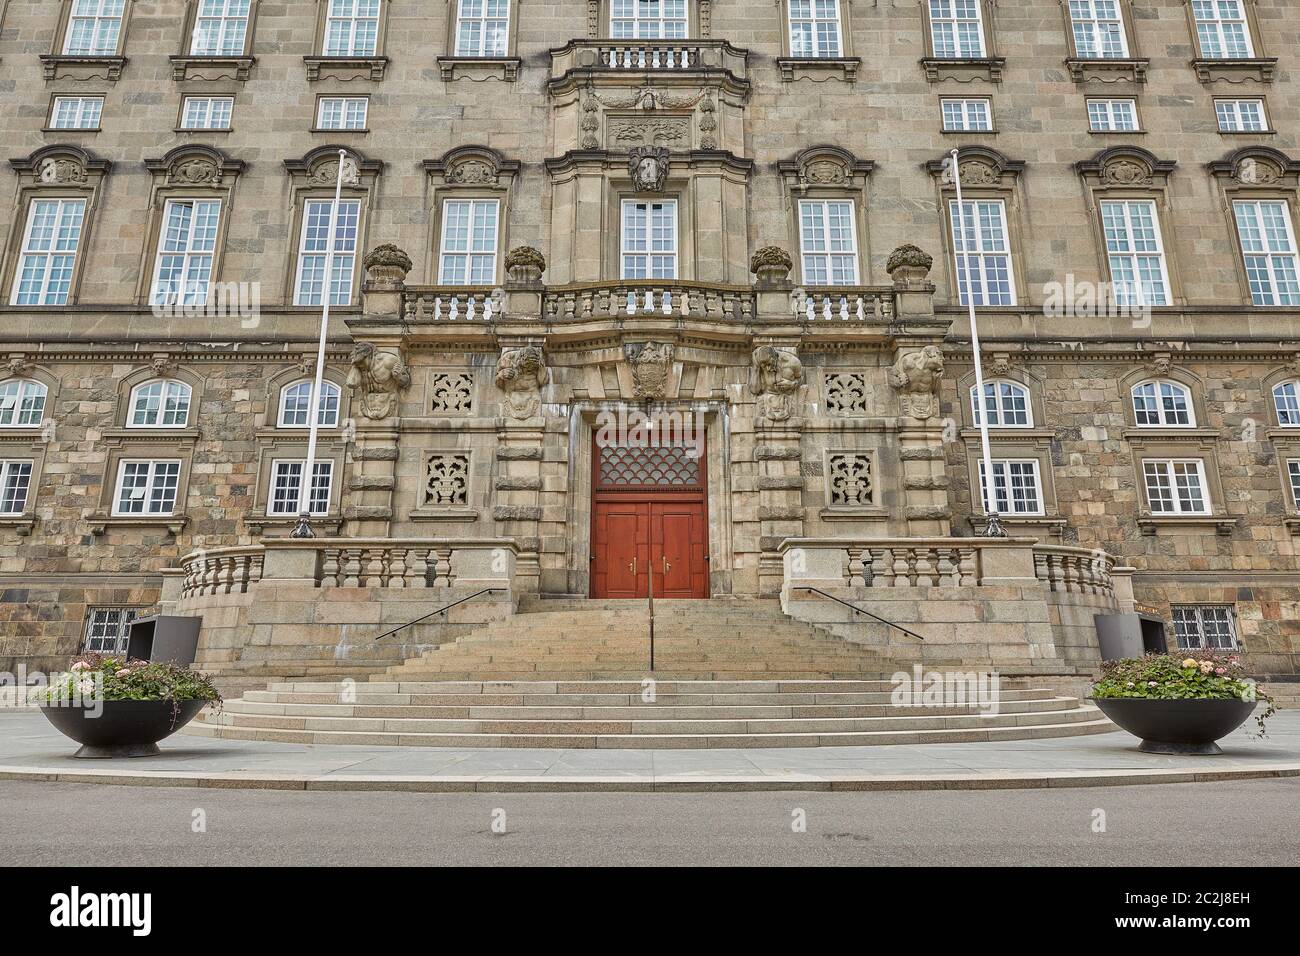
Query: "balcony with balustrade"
548 38 750 93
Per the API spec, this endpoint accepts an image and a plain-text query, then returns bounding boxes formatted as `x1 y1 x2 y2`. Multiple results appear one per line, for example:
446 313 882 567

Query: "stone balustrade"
792 287 895 323
403 286 504 323
1033 544 1115 595
543 281 756 323
549 39 749 80
180 546 264 598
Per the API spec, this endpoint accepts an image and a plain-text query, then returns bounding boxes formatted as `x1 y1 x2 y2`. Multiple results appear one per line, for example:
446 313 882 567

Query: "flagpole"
291 148 348 539
951 148 1005 538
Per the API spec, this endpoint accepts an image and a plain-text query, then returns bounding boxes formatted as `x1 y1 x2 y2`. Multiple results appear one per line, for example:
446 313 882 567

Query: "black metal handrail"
370 588 506 643
794 587 926 641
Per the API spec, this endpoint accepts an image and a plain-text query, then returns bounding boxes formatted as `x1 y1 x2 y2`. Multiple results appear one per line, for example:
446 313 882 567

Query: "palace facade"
0 0 1297 678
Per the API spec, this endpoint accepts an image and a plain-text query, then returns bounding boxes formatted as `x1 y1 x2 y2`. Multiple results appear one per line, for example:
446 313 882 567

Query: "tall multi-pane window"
1100 200 1170 307
971 381 1032 427
317 96 368 130
0 380 48 428
0 461 33 515
1215 99 1266 131
1274 382 1300 426
789 0 843 58
150 200 221 307
949 200 1015 306
50 96 104 130
1191 0 1253 58
1068 0 1128 58
941 98 992 132
929 0 986 58
621 201 678 280
278 381 341 428
269 460 334 515
180 96 234 130
113 460 182 515
63 0 126 56
1172 605 1237 650
1132 381 1194 427
977 459 1044 515
1142 459 1210 514
294 199 361 306
10 200 87 307
190 0 251 56
82 608 140 655
129 381 193 428
1232 201 1300 306
438 200 500 285
798 201 859 285
324 0 381 56
612 0 688 38
1086 98 1138 131
1288 460 1300 507
454 0 510 57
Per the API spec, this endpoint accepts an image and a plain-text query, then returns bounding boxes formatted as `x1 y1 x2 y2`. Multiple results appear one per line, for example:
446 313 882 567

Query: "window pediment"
1207 147 1300 189
925 146 1024 189
9 145 111 189
144 145 244 189
776 146 873 192
424 146 520 190
1077 146 1176 190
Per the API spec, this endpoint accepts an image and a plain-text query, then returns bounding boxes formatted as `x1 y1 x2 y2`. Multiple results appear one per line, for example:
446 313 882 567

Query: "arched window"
278 380 341 428
0 379 48 427
128 380 193 428
971 380 1032 427
1274 381 1300 427
1132 380 1194 427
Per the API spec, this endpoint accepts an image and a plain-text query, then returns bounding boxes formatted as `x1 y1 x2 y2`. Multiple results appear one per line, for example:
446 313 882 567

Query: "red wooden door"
591 502 649 598
651 502 708 598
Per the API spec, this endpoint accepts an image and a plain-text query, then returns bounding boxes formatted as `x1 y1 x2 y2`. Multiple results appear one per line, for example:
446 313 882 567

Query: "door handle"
629 557 636 575
662 555 671 574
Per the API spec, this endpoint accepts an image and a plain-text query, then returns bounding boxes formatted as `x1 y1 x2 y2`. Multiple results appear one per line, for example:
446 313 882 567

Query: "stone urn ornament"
750 246 793 285
505 245 546 285
886 244 934 288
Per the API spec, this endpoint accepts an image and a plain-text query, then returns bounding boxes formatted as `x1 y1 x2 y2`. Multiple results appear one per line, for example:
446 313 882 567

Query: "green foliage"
1092 651 1275 735
39 654 222 704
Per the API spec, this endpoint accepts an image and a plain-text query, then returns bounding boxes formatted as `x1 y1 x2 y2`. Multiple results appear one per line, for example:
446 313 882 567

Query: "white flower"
1147 681 1157 687
1126 681 1135 687
75 679 96 696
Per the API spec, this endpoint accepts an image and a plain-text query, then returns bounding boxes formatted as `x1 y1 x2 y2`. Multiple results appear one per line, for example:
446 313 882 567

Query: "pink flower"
70 661 90 672
1215 667 1226 675
115 669 130 677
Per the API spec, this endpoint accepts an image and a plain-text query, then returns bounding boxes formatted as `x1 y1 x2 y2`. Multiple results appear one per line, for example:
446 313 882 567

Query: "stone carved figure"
629 146 669 192
749 346 803 422
495 346 549 420
888 345 946 421
347 342 411 420
169 159 221 186
624 342 675 399
38 158 87 184
311 155 360 187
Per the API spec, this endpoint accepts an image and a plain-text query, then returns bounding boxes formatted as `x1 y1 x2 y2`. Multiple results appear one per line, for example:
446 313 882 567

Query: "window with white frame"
9 199 87 307
1132 380 1194 427
1087 98 1138 131
971 381 1032 427
438 200 499 285
278 380 341 428
1068 0 1128 58
929 0 986 58
949 199 1015 306
613 0 687 39
128 380 192 428
941 98 992 132
454 0 510 57
789 0 843 58
268 460 333 515
621 200 678 280
82 607 140 655
1287 459 1300 508
1191 0 1253 59
1172 605 1237 650
977 459 1044 515
798 200 859 286
150 199 221 307
63 0 126 56
1101 200 1170 307
1233 201 1300 306
317 96 368 130
50 95 104 130
324 0 381 56
180 96 234 130
0 380 49 428
190 0 251 56
1215 99 1266 132
1274 382 1300 426
113 460 182 515
0 461 33 515
1142 459 1210 514
294 199 361 306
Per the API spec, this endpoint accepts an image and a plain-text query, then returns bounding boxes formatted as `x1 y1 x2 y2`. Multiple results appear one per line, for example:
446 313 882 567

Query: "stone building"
0 0 1296 679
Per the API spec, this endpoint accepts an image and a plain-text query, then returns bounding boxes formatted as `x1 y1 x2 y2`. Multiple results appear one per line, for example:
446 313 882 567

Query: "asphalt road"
1 778 1296 866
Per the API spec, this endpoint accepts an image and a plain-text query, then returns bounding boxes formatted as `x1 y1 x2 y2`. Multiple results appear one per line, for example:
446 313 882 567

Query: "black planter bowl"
38 699 209 758
1091 697 1258 755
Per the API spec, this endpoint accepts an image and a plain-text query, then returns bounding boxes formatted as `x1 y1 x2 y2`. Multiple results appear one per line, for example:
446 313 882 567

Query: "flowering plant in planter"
40 654 221 710
1092 651 1274 736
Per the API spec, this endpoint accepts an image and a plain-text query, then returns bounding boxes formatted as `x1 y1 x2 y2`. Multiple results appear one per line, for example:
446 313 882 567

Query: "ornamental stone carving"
363 244 412 286
169 158 221 186
629 146 669 192
828 454 874 506
505 246 546 283
445 160 497 185
958 161 999 186
889 345 946 421
347 342 411 420
805 160 848 185
1237 158 1281 185
750 346 803 422
310 155 360 187
495 346 548 420
750 246 793 282
886 244 934 287
624 342 676 399
1102 159 1152 186
38 158 87 184
425 454 470 507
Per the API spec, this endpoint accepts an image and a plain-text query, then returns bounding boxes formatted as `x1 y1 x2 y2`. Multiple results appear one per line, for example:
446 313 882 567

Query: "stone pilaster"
755 422 805 596
493 338 549 594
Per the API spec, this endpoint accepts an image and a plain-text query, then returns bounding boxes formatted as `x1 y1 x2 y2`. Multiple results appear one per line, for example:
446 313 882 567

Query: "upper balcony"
548 39 750 96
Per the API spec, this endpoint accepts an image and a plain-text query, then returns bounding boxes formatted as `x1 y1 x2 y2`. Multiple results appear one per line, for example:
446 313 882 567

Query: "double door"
591 498 708 599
